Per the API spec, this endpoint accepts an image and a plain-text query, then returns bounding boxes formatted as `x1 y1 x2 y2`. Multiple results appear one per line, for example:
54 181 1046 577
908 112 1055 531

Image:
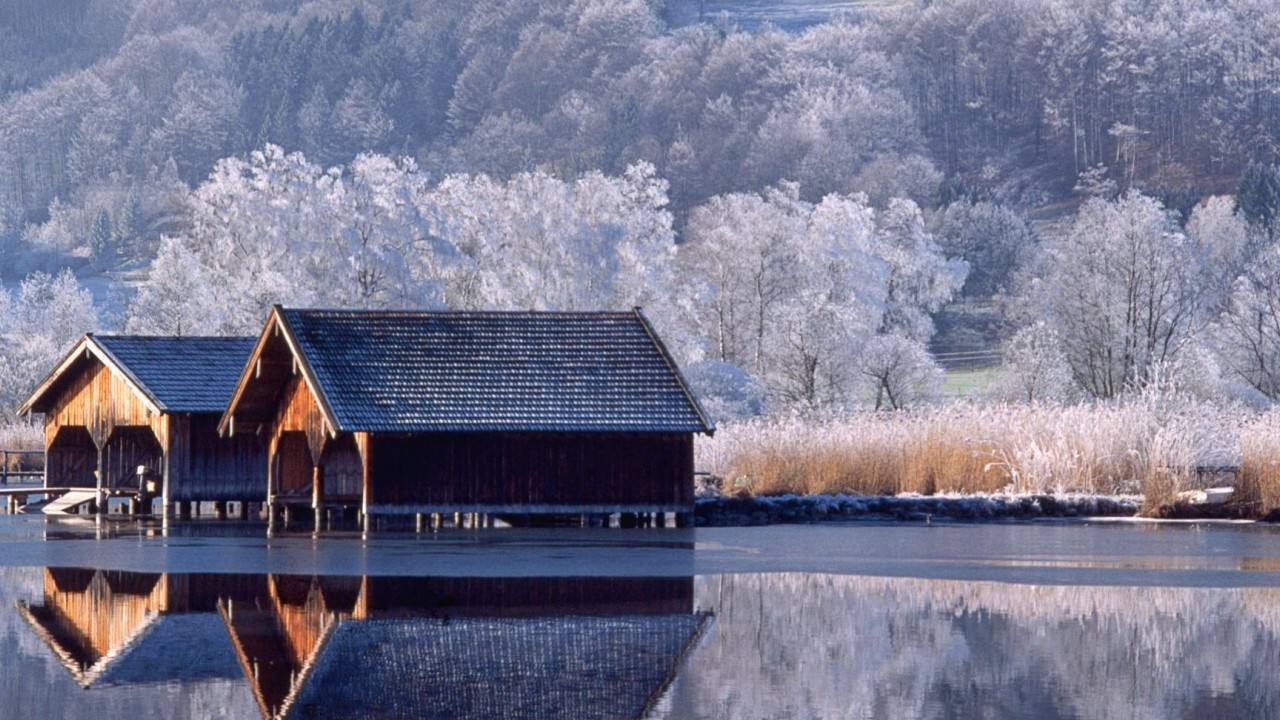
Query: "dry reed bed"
0 423 43 475
698 401 1265 515
0 423 41 452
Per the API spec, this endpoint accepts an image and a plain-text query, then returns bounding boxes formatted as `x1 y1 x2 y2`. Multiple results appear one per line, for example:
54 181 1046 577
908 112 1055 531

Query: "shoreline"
695 492 1146 527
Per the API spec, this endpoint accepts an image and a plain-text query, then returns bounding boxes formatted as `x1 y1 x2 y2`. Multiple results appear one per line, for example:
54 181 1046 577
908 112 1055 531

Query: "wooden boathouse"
18 334 263 515
219 306 715 527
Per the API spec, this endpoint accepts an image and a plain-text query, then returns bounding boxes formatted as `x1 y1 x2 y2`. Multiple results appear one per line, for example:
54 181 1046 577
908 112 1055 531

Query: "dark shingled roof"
278 308 714 434
93 335 256 413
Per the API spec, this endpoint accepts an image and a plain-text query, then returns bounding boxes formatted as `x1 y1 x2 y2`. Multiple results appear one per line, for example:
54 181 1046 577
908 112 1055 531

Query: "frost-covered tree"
1215 243 1280 401
875 198 968 342
0 269 99 416
678 185 807 378
857 333 944 411
678 186 962 408
1186 195 1254 313
134 145 448 334
88 208 114 270
1033 192 1204 399
132 146 679 337
997 321 1074 403
1237 162 1280 236
126 237 221 336
935 201 1035 299
424 160 677 315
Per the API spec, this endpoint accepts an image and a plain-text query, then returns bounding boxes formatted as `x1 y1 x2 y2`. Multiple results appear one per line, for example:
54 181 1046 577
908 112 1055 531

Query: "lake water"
2 515 1280 718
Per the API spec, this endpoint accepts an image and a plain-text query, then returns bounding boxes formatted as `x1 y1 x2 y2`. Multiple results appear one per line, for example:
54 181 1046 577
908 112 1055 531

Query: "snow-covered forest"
3 0 1280 424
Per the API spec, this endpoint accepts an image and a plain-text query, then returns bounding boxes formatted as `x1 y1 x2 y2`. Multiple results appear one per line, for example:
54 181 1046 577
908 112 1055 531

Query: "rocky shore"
694 493 1143 527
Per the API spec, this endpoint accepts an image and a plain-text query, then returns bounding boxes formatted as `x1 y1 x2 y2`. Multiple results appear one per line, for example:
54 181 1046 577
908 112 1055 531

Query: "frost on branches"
126 147 678 338
676 184 965 410
0 270 99 417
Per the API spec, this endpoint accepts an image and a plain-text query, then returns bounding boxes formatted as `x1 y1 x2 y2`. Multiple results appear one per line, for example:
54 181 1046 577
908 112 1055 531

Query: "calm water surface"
1 515 1279 719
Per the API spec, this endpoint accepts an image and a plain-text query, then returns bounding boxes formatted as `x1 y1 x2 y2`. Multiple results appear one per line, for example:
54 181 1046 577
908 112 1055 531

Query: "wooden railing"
1 450 43 485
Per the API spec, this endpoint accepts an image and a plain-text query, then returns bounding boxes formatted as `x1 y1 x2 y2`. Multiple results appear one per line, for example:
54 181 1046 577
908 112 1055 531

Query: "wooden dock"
0 485 133 515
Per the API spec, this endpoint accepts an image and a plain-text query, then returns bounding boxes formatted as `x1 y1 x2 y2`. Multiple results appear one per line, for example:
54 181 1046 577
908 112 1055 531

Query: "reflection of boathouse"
18 335 264 513
19 568 707 720
219 307 714 525
16 568 266 687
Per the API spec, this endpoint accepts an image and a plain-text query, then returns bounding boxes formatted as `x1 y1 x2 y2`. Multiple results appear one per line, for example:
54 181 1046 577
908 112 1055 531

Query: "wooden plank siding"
368 432 693 509
182 415 266 502
47 426 97 488
270 375 330 466
42 359 163 451
36 353 266 502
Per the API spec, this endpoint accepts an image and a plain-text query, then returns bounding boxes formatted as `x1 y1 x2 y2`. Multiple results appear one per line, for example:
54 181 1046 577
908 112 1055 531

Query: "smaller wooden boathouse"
18 334 263 515
220 306 715 527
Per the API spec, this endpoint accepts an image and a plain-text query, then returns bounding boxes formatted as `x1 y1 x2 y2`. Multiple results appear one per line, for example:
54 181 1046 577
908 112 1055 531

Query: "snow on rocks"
694 492 1142 527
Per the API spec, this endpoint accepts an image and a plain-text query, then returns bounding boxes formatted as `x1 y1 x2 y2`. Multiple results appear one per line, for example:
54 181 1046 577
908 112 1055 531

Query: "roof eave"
16 334 166 418
275 307 344 437
89 336 167 415
632 308 716 436
219 306 343 438
16 336 92 417
217 313 277 436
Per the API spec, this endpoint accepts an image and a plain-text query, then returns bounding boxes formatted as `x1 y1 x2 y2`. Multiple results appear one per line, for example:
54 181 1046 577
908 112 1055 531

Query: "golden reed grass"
698 401 1279 516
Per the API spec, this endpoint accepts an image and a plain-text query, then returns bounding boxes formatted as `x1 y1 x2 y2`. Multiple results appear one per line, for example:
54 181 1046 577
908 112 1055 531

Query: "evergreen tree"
1237 162 1280 236
88 208 114 270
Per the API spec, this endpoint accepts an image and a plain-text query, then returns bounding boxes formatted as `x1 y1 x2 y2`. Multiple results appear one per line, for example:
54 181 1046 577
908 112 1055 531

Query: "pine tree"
88 208 114 270
1237 162 1280 236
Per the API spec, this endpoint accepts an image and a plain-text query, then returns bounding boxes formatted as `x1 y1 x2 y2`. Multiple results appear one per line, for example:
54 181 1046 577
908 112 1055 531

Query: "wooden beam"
312 463 325 527
357 432 373 523
159 414 171 517
266 433 279 517
95 445 105 515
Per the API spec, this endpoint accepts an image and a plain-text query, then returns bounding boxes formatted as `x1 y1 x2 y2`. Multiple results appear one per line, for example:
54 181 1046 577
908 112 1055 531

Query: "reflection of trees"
660 574 1280 720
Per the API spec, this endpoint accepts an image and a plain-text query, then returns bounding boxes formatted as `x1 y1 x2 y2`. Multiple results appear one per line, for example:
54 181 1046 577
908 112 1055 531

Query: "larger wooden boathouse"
220 306 714 526
18 334 263 514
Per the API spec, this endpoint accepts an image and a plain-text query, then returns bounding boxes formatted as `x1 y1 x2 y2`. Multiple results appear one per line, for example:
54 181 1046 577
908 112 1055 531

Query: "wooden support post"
312 463 325 531
160 415 171 520
266 433 279 529
355 427 371 530
95 445 106 515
